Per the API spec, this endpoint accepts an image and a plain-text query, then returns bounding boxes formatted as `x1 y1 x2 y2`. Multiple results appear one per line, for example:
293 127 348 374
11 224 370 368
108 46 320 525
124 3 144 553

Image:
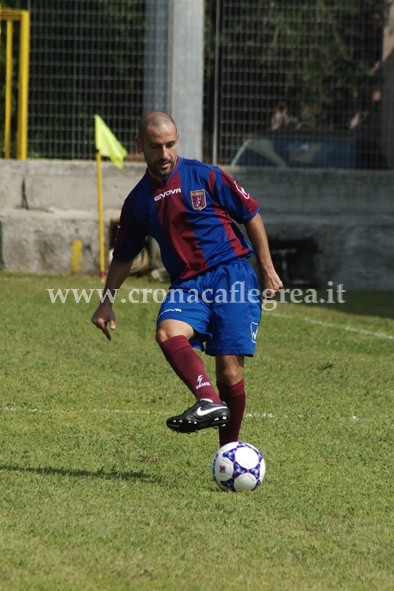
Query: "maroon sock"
159 335 221 403
217 380 246 446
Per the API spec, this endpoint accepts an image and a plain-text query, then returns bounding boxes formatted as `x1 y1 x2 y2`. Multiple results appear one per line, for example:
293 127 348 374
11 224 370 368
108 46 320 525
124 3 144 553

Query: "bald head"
136 111 180 181
137 111 177 140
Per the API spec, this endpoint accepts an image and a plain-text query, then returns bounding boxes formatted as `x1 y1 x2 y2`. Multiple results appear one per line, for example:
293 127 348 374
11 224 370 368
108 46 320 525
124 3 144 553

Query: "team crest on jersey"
190 190 206 210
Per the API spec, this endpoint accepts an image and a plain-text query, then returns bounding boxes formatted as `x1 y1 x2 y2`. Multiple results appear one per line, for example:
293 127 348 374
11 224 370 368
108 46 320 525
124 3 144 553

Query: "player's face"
137 123 179 181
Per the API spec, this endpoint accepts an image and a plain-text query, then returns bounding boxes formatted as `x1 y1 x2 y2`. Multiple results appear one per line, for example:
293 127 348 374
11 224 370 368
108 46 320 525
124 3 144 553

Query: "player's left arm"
244 212 283 295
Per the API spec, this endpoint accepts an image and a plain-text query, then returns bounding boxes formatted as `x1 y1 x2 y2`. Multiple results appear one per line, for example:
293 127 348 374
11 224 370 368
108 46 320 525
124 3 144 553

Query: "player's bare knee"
155 327 169 345
217 365 243 385
156 319 195 344
216 355 244 385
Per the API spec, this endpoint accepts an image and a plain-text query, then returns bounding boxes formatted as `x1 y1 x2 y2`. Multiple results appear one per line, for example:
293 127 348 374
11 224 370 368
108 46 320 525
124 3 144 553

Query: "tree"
205 0 390 161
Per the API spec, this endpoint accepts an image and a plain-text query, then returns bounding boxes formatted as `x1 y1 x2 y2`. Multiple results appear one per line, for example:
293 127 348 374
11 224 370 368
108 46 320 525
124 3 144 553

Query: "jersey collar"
146 156 181 187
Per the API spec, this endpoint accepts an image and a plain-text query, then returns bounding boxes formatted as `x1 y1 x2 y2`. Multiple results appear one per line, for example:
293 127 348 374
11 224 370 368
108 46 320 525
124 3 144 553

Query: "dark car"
231 132 359 169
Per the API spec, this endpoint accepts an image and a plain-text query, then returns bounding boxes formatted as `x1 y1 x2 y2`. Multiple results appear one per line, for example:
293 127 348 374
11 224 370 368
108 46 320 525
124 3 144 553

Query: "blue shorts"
157 259 262 356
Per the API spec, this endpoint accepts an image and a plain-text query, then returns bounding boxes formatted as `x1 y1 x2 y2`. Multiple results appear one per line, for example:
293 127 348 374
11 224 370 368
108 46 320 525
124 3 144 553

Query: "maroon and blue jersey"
113 157 260 282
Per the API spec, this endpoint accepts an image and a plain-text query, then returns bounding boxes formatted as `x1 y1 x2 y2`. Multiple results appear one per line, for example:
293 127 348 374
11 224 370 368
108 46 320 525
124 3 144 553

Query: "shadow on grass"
292 291 394 320
316 292 394 320
0 464 162 483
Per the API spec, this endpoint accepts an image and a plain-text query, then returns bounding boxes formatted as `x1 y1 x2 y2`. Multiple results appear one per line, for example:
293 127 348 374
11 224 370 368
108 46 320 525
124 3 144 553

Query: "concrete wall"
0 160 393 289
0 160 145 275
233 167 394 290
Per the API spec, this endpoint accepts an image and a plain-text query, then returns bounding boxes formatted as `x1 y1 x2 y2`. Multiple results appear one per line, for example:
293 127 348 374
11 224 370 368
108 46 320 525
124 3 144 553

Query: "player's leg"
156 296 230 433
203 259 262 446
215 353 244 385
215 354 246 446
156 318 221 403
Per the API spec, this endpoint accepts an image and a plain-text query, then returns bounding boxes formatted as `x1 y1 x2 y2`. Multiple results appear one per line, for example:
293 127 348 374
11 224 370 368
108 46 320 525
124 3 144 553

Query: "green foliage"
1 1 391 160
1 0 27 8
1 0 145 159
0 272 393 590
206 0 390 135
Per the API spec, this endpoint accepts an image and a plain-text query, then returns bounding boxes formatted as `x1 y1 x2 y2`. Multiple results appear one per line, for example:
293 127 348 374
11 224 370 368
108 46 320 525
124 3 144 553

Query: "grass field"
0 272 393 591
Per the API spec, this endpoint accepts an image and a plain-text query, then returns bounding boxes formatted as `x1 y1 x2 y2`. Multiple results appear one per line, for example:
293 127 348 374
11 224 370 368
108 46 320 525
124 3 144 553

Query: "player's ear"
135 134 143 153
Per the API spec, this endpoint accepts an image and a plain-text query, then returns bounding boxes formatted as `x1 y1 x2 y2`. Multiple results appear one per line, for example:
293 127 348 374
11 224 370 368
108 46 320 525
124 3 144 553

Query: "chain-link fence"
205 0 392 169
1 0 393 168
26 0 145 159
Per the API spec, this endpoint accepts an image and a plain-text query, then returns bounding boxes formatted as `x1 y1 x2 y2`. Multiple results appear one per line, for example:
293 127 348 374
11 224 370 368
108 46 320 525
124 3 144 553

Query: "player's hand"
260 267 283 298
91 304 116 341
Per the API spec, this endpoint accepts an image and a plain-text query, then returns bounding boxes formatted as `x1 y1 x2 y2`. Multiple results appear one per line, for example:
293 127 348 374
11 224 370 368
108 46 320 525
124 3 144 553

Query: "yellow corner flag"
94 114 127 169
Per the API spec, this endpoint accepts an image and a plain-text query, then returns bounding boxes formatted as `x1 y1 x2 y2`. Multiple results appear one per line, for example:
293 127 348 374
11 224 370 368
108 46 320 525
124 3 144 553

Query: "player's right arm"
92 193 147 340
91 257 134 340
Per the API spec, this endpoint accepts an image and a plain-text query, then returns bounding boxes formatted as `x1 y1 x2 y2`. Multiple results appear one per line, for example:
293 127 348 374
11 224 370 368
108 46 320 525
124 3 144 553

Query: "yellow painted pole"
17 10 30 160
96 151 106 283
4 20 13 159
70 239 83 274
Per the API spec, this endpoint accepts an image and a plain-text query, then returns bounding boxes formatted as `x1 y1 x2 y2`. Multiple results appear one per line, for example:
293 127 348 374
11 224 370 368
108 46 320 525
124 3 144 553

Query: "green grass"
0 272 393 590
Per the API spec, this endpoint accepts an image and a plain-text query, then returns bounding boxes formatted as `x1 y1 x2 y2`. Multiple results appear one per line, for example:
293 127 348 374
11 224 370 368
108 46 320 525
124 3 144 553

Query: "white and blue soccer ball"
212 441 266 492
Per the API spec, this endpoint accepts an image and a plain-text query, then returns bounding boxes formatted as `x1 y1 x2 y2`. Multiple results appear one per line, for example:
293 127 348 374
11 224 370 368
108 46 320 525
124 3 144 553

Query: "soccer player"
91 111 282 446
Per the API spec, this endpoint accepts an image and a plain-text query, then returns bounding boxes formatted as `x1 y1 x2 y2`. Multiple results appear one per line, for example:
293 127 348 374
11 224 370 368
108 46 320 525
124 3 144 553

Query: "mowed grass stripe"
0 272 393 591
1 405 391 424
273 311 394 339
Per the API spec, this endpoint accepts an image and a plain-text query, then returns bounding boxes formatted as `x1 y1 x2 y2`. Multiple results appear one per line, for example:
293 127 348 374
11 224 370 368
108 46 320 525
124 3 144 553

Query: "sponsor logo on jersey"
190 189 207 210
234 180 251 200
154 188 182 202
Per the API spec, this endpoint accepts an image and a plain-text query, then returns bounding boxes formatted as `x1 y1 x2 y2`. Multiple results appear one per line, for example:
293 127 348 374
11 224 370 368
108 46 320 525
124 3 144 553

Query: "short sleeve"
112 200 148 262
215 169 261 223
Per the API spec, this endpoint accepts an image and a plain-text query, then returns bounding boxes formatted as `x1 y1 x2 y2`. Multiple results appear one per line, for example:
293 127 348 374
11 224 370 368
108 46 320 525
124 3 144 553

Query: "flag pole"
95 150 106 283
94 114 127 283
